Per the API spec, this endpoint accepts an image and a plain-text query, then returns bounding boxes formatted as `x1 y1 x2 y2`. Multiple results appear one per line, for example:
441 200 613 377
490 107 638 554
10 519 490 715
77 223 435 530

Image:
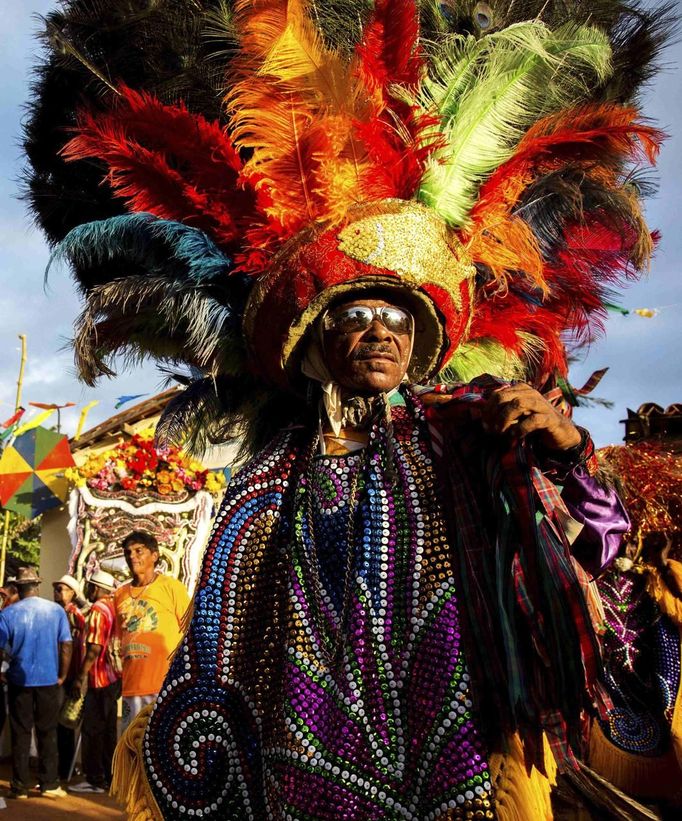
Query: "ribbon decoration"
29 401 76 410
2 408 25 429
115 394 148 409
13 408 58 436
605 302 659 318
74 401 100 441
544 368 609 408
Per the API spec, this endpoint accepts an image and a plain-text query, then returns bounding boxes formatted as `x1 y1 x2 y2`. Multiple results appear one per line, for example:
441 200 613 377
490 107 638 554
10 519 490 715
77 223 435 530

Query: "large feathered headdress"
25 0 673 454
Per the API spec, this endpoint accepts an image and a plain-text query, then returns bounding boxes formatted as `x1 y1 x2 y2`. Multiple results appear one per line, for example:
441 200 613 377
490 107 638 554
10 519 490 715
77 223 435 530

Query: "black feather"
514 166 654 266
156 372 312 460
22 0 235 244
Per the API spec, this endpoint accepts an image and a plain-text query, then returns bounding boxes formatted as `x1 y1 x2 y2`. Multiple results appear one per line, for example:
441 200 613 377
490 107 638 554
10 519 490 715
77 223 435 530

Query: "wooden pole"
0 334 27 585
0 511 10 587
15 334 27 413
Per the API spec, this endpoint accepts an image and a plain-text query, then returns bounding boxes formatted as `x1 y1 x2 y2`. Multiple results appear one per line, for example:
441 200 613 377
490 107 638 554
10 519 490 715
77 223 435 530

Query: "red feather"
354 110 441 200
353 0 434 200
62 87 257 250
355 0 423 95
461 104 664 380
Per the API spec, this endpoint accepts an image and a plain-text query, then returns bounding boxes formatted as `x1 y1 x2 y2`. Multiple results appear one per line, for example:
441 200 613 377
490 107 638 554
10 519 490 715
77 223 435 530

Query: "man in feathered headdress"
24 1 674 817
108 200 630 820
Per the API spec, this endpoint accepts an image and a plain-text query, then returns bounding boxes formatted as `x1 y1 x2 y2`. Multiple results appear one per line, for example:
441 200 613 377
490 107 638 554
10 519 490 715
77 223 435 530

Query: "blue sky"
1 1 679 445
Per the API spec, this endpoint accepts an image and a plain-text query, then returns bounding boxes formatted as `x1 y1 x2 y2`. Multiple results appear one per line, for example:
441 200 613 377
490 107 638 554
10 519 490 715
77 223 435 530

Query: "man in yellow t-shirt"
113 531 190 730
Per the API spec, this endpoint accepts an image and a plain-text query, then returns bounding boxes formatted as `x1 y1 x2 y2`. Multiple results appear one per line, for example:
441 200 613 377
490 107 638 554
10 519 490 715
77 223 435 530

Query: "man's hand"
70 675 86 699
481 383 582 451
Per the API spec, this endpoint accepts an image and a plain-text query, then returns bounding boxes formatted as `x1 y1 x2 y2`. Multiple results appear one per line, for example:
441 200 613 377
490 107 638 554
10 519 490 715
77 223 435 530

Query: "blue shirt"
0 597 72 686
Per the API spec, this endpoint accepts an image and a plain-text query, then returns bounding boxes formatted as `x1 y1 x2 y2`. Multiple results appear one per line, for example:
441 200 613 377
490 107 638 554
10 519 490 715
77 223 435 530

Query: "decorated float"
38 390 234 596
65 428 224 594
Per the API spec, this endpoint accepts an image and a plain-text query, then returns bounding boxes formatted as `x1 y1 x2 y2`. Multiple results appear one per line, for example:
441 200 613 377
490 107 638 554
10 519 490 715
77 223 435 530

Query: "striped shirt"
85 596 119 688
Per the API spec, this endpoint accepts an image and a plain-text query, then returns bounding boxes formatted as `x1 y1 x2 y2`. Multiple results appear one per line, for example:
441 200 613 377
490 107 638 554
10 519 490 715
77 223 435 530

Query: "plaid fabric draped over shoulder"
418 378 610 770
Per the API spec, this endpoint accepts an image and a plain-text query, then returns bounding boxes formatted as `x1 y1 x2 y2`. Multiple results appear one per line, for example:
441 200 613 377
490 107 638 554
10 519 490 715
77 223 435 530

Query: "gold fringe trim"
490 734 556 821
645 560 682 625
588 719 682 801
111 703 162 820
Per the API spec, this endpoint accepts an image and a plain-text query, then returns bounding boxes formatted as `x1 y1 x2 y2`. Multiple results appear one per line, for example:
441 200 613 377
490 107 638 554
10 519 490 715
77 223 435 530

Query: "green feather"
416 21 613 226
440 334 544 383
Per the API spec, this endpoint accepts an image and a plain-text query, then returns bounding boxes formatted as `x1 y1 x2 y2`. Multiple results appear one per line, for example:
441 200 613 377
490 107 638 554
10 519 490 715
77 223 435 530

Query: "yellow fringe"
645 560 682 625
111 704 162 820
490 734 556 820
588 719 682 801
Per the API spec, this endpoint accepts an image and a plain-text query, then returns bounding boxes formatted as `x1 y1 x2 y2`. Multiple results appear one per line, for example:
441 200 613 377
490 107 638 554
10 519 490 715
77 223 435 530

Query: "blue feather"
48 213 248 289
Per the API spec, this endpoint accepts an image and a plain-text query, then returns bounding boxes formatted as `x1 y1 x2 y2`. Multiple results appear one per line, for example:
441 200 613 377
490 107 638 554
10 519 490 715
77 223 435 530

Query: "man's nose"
363 319 391 341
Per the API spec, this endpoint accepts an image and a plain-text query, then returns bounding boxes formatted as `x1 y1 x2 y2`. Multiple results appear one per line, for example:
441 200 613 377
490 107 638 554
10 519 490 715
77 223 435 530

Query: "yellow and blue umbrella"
0 426 75 519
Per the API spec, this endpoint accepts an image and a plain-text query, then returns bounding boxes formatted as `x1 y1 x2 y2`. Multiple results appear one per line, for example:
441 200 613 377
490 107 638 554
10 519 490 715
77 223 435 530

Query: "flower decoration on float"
65 429 225 496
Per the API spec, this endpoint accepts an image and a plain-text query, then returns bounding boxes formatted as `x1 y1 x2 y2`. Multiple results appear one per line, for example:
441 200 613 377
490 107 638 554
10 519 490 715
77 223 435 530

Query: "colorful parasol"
0 426 75 519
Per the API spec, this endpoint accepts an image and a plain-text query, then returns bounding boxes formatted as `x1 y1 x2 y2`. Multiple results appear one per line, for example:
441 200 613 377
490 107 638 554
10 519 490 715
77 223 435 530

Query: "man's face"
123 542 158 579
53 583 75 607
85 581 99 603
322 298 413 394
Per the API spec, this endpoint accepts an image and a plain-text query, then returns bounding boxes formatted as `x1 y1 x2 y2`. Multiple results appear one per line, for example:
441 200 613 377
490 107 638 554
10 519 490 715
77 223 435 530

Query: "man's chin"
345 371 403 395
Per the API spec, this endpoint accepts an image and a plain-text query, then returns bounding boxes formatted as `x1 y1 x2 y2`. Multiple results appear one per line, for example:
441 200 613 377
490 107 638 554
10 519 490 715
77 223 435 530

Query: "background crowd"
0 531 188 801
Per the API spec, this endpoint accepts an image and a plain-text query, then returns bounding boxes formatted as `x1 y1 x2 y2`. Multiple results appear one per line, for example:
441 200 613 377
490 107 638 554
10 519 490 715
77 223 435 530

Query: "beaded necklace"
128 573 157 600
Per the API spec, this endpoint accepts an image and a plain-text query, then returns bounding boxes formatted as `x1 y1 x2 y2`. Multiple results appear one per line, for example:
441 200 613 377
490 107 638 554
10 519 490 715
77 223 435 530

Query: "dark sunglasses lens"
380 308 412 334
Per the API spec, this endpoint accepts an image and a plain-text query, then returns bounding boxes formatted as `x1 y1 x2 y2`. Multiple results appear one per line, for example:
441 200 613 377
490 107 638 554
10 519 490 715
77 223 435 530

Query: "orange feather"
227 0 372 251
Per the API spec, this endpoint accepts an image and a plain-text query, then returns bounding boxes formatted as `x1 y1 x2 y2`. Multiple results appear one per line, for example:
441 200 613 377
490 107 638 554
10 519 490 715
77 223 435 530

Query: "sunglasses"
323 305 413 335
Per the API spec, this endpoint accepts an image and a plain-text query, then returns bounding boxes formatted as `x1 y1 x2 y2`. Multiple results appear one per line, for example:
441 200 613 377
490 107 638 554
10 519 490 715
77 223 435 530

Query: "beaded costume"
139 386 625 819
23 0 674 817
144 394 496 818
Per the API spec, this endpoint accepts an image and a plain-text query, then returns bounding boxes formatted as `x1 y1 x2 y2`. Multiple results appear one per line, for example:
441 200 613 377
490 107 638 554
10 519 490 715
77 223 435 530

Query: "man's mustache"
353 343 398 362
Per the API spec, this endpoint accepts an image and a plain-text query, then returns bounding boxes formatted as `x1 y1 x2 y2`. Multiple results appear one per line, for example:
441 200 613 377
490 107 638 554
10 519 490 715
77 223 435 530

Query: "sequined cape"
141 387 619 819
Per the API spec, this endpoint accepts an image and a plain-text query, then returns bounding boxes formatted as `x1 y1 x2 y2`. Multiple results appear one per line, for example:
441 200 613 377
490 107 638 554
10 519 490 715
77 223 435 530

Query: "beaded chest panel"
144 405 495 819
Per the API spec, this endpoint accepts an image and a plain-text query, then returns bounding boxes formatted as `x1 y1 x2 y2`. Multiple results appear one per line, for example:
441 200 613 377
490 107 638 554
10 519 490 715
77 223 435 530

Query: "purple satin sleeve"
560 465 630 578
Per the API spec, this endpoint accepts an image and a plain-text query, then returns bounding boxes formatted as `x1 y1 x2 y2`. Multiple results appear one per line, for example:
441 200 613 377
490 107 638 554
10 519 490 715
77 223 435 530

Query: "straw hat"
52 574 81 595
87 569 117 592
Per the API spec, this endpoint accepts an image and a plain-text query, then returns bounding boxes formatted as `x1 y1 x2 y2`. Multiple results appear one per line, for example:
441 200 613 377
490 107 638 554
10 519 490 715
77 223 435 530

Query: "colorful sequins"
144 400 495 818
596 569 682 756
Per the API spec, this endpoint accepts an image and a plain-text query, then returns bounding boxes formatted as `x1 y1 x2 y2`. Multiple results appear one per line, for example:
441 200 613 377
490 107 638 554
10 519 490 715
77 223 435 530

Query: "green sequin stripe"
276 706 405 805
287 649 400 779
346 584 402 755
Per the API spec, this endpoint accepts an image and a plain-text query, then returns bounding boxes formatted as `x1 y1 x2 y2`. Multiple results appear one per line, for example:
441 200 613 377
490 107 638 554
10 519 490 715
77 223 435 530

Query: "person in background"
69 569 121 794
0 567 72 800
52 573 86 782
114 531 189 731
0 579 19 745
0 580 20 610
